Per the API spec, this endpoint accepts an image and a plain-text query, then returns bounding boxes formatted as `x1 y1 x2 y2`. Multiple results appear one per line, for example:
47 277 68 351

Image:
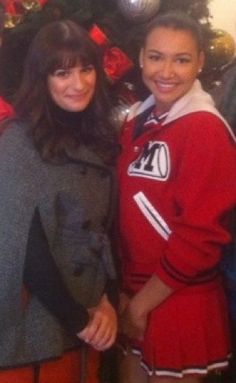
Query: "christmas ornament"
110 82 138 130
3 0 19 13
117 0 161 22
3 0 47 29
110 102 130 131
206 29 236 69
21 0 41 11
89 24 109 48
103 47 133 82
3 0 24 24
4 12 22 28
89 24 134 82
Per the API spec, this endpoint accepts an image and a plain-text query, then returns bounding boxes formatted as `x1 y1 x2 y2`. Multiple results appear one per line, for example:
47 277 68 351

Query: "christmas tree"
0 0 234 115
0 3 234 383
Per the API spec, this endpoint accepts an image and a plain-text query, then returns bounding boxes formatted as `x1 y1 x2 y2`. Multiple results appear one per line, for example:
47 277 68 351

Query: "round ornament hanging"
206 29 236 69
110 82 138 131
117 0 161 23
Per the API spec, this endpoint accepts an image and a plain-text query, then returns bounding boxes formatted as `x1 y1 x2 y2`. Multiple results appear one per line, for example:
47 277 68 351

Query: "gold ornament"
117 0 161 22
4 13 23 29
22 0 41 12
206 29 236 68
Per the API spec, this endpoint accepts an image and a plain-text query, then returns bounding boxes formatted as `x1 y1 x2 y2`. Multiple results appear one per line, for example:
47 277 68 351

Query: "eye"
81 64 95 73
147 53 162 62
176 56 191 64
52 69 71 78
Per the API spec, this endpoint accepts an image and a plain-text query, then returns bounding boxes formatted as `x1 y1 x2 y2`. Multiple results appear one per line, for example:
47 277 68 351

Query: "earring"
140 64 143 68
198 68 202 73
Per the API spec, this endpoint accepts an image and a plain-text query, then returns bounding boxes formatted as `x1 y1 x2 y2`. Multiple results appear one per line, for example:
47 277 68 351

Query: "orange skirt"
0 348 100 383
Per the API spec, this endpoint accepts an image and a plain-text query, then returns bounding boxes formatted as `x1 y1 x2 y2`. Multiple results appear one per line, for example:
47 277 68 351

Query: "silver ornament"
110 102 131 131
117 0 161 22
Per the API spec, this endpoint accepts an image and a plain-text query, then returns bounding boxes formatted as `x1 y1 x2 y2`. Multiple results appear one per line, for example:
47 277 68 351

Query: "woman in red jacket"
118 11 236 383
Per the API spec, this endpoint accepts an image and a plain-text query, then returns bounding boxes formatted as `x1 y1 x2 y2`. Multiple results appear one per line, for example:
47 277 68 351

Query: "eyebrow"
147 49 192 56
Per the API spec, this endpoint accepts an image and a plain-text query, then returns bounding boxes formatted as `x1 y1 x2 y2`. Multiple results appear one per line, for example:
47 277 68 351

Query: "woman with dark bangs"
0 20 118 383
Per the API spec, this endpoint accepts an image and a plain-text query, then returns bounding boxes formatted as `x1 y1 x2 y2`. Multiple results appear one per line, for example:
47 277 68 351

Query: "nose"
160 60 174 79
71 70 84 89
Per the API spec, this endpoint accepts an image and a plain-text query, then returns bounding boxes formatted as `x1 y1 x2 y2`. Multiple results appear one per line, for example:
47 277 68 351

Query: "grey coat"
0 122 116 368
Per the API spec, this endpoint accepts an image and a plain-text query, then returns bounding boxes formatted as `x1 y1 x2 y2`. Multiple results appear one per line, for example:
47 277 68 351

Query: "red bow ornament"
89 24 134 82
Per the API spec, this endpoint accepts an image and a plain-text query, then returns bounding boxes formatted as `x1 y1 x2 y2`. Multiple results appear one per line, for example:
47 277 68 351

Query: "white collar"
128 80 236 142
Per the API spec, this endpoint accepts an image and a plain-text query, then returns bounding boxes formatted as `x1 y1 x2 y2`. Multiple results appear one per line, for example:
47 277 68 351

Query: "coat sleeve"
155 114 236 289
0 125 37 329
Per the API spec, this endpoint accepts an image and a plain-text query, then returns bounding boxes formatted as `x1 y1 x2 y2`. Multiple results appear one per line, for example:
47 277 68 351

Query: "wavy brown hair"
13 19 117 164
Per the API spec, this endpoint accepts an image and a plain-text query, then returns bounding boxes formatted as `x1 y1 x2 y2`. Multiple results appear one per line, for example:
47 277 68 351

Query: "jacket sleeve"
24 207 90 335
0 125 36 330
155 114 236 289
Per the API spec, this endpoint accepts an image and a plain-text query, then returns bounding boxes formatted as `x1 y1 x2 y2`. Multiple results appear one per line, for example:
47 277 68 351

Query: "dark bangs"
29 20 102 78
47 46 99 74
39 25 102 76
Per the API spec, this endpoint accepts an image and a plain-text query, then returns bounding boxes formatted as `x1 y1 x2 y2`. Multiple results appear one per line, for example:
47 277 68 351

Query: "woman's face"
139 27 204 114
47 63 97 112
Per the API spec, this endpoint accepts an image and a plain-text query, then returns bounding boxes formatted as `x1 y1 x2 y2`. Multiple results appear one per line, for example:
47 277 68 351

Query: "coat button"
73 264 84 276
80 165 87 175
82 219 91 230
101 216 107 228
100 170 109 178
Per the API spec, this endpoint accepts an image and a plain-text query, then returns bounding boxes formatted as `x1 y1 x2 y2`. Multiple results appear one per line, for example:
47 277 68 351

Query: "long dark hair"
14 19 117 164
0 4 4 34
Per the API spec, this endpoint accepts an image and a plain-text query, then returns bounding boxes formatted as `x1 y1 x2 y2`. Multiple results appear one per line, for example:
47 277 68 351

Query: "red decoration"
1 0 47 16
38 0 47 5
2 0 23 15
89 24 109 48
103 47 134 82
89 24 134 82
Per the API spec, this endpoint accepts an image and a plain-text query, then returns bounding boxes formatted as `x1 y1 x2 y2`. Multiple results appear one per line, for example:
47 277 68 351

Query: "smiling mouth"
154 80 182 92
156 81 178 88
67 93 87 98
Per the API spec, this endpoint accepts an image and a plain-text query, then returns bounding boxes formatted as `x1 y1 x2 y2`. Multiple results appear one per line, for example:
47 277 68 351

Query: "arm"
0 125 37 331
155 115 236 289
120 276 172 340
24 207 118 349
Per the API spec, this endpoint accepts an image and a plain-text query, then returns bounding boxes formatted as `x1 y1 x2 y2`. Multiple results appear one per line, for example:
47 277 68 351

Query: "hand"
118 292 130 315
77 294 117 351
119 291 139 338
120 296 147 341
120 275 173 340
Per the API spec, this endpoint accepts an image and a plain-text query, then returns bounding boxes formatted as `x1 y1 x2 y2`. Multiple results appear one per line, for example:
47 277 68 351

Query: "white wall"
209 0 236 41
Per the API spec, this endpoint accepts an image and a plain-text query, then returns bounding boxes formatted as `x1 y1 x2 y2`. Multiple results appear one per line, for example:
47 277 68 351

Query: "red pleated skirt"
124 280 231 378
